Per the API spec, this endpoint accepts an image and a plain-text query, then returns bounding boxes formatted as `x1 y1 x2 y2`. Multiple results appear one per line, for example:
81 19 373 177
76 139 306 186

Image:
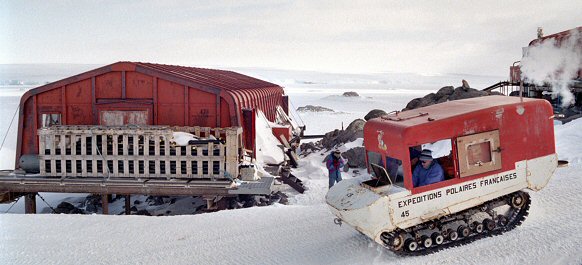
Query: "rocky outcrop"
54 201 84 214
341 147 366 168
299 118 366 160
321 119 365 149
296 105 334 112
364 109 388 121
403 84 505 111
342 91 360 97
299 142 321 156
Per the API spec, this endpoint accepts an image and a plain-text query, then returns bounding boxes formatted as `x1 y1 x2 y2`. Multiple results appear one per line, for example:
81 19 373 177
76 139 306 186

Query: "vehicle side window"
456 130 502 178
410 139 453 188
386 156 404 187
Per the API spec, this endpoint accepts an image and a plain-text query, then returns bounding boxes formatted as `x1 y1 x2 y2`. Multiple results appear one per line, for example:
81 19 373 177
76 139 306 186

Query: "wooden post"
24 193 37 214
125 195 131 215
225 128 241 178
102 194 109 215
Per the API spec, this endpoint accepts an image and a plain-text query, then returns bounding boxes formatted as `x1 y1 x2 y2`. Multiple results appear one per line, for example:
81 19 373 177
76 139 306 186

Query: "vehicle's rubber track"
383 191 531 256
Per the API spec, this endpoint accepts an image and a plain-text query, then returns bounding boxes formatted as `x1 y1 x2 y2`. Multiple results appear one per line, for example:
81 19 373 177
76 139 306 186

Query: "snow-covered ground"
1 70 581 265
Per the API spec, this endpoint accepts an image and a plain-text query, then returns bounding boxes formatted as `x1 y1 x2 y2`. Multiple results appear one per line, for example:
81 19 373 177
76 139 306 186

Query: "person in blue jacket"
326 149 346 188
412 149 444 187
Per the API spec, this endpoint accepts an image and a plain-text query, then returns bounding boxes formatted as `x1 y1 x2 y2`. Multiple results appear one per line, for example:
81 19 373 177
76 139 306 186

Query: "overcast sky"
1 1 581 76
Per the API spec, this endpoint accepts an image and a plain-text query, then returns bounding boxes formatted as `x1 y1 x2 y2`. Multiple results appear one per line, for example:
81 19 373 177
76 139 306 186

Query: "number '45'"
401 210 409 218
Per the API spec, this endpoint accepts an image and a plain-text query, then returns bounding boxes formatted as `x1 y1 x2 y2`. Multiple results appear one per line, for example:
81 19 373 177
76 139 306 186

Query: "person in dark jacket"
326 149 346 188
412 149 444 187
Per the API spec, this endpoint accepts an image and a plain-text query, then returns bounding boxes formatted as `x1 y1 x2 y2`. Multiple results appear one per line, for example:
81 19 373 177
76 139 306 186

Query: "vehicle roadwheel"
484 218 496 231
458 225 471 238
432 232 444 245
405 239 418 252
473 221 484 233
448 230 459 241
421 235 432 249
390 233 405 250
511 193 526 208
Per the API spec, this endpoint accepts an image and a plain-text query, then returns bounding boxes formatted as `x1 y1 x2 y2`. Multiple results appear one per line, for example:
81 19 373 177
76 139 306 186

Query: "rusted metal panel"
509 66 521 83
96 101 153 125
99 110 149 126
529 26 582 46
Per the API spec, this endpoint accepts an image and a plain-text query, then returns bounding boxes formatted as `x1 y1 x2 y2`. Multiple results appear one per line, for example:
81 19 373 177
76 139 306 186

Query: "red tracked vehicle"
326 96 558 255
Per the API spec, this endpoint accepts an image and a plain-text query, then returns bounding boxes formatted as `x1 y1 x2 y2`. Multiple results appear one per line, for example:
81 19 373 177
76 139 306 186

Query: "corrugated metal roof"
135 62 280 91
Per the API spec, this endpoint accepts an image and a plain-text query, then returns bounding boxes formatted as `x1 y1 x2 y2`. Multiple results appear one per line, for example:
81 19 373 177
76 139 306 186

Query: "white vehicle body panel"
326 154 557 245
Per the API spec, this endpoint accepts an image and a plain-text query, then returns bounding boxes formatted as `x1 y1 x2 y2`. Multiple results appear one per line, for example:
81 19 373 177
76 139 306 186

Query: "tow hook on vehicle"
334 218 343 226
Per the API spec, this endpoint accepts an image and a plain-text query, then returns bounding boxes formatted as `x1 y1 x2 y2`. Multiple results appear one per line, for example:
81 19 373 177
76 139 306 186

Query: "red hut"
16 62 292 168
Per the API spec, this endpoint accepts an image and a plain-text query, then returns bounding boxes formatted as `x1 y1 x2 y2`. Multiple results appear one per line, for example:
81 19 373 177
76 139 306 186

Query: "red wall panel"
157 79 184 103
157 105 185 126
96 72 122 99
157 79 186 125
188 87 216 127
65 79 92 104
36 88 61 105
126 72 153 99
220 98 231 127
67 105 93 125
22 99 35 155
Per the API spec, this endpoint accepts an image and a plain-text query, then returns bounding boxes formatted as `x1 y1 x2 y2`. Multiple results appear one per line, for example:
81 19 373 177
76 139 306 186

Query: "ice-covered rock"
296 105 334 112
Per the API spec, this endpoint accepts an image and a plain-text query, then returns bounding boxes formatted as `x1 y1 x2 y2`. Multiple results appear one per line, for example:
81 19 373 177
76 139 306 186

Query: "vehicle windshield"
365 151 404 188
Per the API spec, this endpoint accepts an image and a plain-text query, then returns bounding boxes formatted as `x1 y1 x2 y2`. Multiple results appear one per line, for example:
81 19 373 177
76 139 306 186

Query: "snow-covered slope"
1 163 580 265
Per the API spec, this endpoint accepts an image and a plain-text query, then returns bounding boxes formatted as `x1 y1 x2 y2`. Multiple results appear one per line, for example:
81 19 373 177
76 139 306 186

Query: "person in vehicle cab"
409 147 421 170
412 149 444 187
